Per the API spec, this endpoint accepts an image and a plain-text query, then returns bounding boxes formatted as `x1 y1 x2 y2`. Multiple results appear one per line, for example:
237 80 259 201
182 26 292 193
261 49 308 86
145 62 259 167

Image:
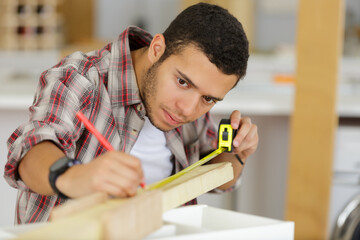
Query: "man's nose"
177 94 199 117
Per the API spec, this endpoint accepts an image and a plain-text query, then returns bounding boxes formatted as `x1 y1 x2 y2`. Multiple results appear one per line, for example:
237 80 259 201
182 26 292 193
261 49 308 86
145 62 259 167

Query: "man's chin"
154 123 179 132
151 118 182 132
147 116 170 132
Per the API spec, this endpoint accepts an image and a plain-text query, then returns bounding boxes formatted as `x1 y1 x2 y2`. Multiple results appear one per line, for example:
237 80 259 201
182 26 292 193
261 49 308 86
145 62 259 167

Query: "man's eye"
177 78 188 87
203 96 215 104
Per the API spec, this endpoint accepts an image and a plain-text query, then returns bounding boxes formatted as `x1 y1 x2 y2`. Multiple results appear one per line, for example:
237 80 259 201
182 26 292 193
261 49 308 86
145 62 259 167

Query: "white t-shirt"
129 117 173 184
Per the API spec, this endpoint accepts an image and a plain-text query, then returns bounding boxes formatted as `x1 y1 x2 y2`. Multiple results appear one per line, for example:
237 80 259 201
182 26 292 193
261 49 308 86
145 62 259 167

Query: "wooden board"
49 192 109 220
17 162 234 239
161 161 233 212
285 0 344 239
17 191 163 240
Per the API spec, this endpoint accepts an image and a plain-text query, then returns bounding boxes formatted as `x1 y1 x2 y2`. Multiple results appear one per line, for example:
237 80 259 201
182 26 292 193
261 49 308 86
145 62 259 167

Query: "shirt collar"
108 26 153 108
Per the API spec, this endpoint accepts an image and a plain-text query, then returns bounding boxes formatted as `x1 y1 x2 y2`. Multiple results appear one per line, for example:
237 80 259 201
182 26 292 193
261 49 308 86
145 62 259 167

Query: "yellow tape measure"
147 119 236 190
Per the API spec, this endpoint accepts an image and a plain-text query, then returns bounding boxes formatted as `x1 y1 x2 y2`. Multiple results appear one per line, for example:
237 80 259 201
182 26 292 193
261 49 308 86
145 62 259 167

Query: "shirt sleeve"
4 54 96 191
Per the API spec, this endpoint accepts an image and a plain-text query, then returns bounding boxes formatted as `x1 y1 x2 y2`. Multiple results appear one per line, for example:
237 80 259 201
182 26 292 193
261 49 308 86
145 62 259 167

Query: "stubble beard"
140 62 168 132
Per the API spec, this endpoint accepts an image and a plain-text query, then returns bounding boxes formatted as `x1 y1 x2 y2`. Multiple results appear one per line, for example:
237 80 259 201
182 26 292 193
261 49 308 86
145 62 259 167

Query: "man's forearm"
211 152 244 190
18 141 65 195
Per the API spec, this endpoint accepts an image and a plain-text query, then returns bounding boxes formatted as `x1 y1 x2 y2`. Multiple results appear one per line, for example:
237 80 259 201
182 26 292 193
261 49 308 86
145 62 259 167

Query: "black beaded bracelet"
235 154 244 165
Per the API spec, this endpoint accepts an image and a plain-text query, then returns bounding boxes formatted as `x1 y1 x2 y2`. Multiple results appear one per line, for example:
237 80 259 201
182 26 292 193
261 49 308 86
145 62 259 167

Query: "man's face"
141 45 238 132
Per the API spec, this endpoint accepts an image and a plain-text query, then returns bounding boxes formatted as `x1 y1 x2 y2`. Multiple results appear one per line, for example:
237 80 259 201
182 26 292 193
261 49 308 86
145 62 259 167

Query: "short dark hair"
161 2 249 81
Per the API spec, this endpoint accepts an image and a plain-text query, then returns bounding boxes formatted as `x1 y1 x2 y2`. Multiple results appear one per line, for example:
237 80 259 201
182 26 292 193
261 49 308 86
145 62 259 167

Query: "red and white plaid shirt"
4 27 219 224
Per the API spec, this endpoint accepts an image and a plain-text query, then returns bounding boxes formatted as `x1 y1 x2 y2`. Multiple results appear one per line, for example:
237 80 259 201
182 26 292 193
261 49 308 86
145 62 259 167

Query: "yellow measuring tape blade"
147 147 226 190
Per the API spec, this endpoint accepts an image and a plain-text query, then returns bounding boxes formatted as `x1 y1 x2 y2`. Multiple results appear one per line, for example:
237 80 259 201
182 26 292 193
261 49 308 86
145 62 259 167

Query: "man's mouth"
163 109 184 126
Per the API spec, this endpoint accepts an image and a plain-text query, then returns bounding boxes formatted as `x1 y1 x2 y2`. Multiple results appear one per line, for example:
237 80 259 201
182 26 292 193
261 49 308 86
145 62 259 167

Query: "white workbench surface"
0 205 294 240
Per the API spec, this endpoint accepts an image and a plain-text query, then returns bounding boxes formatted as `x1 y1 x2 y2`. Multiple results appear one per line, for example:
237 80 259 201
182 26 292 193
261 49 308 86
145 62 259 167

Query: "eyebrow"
176 69 223 102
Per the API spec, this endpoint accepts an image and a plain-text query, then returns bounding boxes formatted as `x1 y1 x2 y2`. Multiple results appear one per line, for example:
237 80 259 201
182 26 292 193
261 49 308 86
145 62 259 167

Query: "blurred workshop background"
0 0 359 239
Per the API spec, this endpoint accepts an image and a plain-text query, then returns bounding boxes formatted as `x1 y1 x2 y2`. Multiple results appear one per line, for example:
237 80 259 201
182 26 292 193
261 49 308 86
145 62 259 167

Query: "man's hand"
57 151 144 198
18 141 144 199
210 111 258 190
228 110 258 162
212 110 258 162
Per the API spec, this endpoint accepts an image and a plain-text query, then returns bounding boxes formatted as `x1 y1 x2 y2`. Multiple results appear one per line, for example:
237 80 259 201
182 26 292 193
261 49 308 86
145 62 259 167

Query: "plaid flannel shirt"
4 26 222 224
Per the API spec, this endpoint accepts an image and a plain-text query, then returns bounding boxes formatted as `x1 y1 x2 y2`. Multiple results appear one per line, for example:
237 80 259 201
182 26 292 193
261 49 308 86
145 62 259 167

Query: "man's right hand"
56 151 144 198
18 141 144 199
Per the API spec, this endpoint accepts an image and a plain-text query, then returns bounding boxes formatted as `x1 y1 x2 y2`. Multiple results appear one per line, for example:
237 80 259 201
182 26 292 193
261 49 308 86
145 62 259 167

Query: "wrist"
234 154 244 165
49 156 82 199
55 164 83 198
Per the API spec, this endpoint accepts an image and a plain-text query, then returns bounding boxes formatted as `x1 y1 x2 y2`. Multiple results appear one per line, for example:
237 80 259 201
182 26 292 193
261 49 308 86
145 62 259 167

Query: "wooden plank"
17 191 162 240
18 162 233 239
50 192 109 220
161 162 233 212
102 191 163 240
285 0 344 239
50 162 233 220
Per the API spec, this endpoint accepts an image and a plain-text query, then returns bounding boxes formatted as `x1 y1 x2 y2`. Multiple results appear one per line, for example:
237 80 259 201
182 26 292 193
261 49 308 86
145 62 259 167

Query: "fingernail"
233 140 239 147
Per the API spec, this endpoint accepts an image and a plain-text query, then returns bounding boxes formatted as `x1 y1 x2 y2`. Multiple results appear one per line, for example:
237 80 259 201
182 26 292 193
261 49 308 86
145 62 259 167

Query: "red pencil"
76 111 146 189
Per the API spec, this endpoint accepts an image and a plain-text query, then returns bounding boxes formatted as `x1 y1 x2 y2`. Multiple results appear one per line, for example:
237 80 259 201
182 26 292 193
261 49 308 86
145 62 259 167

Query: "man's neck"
131 47 149 92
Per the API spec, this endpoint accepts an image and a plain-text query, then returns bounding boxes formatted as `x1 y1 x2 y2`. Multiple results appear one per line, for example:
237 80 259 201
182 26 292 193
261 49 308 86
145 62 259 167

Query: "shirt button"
132 129 138 134
137 105 143 111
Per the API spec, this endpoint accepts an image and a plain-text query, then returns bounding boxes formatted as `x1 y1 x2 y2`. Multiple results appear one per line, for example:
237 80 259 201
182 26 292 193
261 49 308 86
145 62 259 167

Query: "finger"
96 156 143 190
107 152 144 179
237 124 258 151
233 117 252 147
94 179 128 198
234 124 258 155
94 169 139 197
108 161 143 190
119 157 144 180
99 154 138 177
230 110 241 129
100 180 136 198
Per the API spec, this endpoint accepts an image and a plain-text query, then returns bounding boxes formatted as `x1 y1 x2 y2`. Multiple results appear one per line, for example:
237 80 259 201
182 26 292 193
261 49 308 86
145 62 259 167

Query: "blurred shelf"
1 53 360 117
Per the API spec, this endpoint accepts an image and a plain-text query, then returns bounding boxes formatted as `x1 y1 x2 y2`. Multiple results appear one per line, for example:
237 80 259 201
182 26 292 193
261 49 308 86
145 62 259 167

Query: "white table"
0 205 294 240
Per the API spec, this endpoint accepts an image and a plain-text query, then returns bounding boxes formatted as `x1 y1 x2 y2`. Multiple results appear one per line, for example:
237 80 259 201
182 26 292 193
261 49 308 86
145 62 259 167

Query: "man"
4 3 258 224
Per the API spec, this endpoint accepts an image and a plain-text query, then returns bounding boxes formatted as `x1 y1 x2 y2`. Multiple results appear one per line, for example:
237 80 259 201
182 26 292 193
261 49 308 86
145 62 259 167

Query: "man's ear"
148 34 166 64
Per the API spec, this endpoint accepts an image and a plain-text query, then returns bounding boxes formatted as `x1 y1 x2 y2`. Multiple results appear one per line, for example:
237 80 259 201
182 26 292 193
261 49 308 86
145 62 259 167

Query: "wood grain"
285 0 344 239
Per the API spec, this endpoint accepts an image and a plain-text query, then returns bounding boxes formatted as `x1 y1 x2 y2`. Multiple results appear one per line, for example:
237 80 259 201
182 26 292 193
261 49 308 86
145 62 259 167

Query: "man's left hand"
229 110 258 162
212 110 259 163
